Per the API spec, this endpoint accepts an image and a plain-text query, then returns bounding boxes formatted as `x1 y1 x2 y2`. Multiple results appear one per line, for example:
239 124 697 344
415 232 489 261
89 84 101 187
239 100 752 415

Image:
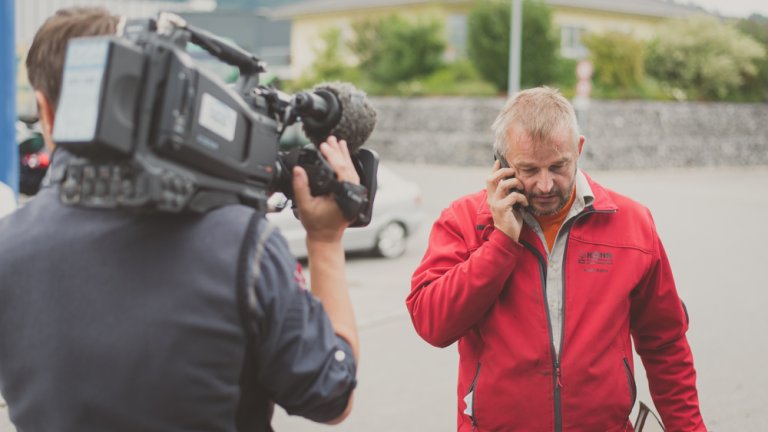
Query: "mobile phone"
494 151 524 210
494 151 510 169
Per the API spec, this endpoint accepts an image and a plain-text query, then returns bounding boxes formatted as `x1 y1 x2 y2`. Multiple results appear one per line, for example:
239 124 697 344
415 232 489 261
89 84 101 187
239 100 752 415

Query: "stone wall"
365 97 768 170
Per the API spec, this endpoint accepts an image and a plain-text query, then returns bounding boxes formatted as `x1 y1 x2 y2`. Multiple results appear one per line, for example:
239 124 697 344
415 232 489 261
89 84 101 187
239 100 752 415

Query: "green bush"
588 77 673 101
583 31 645 90
736 15 768 101
646 16 765 100
553 57 578 90
352 61 495 97
420 60 497 96
289 27 361 91
467 0 560 92
350 14 445 85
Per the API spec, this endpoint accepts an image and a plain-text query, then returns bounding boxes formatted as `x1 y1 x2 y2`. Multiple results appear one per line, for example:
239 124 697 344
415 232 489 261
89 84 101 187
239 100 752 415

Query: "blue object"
0 0 18 195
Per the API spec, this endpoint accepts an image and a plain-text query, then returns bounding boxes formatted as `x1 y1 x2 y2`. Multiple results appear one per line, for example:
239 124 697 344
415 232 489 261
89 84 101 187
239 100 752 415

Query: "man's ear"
35 90 56 152
577 135 585 155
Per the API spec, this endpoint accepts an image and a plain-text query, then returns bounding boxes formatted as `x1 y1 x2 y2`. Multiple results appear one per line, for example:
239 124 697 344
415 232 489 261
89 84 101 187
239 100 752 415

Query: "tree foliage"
307 28 352 81
349 14 445 85
582 32 645 90
736 14 768 101
289 27 361 92
646 16 765 100
467 0 560 92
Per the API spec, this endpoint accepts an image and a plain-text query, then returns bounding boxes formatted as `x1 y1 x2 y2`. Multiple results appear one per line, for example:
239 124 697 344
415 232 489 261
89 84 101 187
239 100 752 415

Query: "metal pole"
507 0 522 96
1 0 19 195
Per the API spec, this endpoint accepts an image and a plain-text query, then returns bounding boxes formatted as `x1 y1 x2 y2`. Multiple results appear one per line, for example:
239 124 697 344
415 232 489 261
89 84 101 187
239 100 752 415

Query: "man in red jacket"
407 87 705 431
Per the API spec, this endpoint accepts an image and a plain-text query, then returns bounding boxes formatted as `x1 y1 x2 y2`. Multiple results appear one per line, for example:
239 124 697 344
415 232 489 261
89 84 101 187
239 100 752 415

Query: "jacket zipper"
522 206 614 432
557 206 616 430
468 363 482 431
520 238 562 431
623 358 637 419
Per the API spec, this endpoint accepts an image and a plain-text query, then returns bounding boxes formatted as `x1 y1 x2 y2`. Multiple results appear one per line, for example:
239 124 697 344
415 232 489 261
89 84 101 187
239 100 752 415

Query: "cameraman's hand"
487 160 528 242
293 136 361 397
292 136 361 243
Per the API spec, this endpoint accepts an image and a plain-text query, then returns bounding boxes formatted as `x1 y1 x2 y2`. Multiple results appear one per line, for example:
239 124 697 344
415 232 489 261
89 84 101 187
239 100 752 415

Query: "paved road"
3 164 767 431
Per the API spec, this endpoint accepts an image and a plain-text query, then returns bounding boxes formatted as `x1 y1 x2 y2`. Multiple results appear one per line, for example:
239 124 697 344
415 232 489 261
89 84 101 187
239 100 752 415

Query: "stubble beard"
527 180 575 217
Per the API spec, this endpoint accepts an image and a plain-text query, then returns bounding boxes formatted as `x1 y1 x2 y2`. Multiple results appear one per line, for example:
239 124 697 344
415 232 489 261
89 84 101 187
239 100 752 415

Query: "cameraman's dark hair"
26 7 119 112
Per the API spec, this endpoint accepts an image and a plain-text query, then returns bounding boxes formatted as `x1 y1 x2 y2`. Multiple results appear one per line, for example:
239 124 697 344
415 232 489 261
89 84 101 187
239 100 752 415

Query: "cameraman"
0 7 358 431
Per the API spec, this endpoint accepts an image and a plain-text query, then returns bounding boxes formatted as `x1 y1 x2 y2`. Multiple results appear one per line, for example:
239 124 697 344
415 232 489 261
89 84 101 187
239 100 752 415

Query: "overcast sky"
685 0 768 17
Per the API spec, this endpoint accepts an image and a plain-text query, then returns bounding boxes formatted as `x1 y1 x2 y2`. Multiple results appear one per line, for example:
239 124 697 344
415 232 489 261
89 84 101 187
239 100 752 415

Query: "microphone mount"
292 89 342 138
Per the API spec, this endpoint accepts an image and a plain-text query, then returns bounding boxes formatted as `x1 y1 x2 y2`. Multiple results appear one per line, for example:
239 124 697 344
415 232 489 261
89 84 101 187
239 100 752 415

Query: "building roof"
546 0 704 18
268 0 453 18
268 0 705 19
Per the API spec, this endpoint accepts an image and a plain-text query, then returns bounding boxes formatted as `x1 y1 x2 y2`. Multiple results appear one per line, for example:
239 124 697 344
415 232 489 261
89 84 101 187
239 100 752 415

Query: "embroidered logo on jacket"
578 251 613 272
578 251 613 265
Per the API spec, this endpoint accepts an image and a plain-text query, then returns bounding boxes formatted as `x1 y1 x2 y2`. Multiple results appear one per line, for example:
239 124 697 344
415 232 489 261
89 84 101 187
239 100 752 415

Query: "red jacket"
407 174 705 431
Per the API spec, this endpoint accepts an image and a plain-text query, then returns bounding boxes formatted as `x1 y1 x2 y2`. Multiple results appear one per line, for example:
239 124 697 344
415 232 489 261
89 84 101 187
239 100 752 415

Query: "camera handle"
158 13 265 93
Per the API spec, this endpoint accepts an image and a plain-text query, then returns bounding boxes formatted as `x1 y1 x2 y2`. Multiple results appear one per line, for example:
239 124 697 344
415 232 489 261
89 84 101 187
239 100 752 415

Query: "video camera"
51 13 378 226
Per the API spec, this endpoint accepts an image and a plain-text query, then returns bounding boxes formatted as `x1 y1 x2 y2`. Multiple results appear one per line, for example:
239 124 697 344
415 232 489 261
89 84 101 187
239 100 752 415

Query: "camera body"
52 15 377 225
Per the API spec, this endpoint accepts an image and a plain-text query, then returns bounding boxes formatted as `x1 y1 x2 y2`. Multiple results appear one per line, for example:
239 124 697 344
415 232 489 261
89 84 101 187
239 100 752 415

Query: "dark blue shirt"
0 151 356 431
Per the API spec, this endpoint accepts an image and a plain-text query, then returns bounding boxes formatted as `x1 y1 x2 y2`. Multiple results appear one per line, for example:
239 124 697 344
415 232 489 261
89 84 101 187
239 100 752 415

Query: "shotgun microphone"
294 82 377 152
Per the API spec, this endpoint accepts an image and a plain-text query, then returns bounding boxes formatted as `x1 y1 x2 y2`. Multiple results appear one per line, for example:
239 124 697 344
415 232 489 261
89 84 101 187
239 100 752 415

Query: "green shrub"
350 14 445 85
583 32 645 90
589 77 673 101
553 57 578 89
352 61 495 97
646 16 765 100
467 0 560 92
420 60 497 96
736 15 768 101
289 27 361 91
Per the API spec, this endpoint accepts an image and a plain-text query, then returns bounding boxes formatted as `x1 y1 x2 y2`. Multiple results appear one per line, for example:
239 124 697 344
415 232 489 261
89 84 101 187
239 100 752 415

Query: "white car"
266 165 423 259
0 182 16 218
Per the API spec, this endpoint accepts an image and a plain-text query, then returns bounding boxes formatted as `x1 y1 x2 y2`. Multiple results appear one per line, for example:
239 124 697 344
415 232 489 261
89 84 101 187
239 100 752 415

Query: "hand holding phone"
494 151 526 206
487 152 528 241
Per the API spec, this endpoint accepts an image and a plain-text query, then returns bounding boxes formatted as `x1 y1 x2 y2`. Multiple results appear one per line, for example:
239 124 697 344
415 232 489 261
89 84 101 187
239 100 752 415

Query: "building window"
561 25 587 59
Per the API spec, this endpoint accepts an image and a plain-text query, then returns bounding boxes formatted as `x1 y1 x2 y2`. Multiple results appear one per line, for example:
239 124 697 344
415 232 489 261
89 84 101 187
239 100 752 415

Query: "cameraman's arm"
247 222 356 423
292 136 360 422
